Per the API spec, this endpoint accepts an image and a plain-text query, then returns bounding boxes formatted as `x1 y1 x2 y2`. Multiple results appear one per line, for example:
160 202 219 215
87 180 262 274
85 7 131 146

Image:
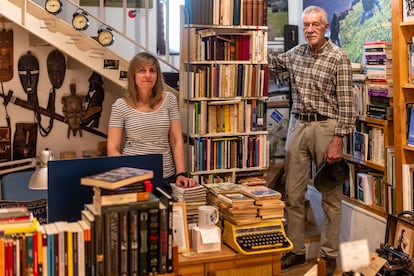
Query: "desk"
178 245 282 276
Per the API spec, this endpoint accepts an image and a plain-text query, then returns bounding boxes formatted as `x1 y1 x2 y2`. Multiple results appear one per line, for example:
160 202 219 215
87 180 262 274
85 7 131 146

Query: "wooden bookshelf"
342 113 394 215
179 2 269 184
392 0 413 214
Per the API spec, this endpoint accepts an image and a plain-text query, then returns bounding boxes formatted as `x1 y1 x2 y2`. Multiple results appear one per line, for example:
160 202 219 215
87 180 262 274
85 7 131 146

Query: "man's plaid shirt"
269 39 355 136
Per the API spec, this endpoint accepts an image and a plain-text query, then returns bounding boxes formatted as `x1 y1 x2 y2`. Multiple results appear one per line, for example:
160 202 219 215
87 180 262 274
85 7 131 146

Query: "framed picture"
172 202 190 253
267 42 289 94
385 213 414 259
267 0 288 41
394 221 414 255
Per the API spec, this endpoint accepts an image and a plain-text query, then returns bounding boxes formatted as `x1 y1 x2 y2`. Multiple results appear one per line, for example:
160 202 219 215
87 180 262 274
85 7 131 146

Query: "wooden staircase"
0 0 179 95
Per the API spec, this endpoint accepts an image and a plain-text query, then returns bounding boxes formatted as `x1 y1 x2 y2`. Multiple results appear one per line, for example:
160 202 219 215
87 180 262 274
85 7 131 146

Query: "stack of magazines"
170 183 208 225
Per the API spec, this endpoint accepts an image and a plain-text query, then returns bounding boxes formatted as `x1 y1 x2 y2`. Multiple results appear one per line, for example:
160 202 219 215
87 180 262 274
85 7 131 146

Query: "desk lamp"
29 149 54 190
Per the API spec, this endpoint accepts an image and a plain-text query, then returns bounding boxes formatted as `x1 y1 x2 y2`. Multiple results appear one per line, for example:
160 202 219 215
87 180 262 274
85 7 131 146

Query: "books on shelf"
80 167 153 190
353 131 369 161
402 164 414 212
184 0 267 26
356 172 374 205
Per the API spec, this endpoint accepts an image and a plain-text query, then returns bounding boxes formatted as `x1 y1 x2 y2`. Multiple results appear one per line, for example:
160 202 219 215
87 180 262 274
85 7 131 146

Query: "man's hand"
326 135 343 164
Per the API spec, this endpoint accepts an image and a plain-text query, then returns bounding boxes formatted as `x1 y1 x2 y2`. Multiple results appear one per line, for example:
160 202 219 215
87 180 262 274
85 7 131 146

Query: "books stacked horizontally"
170 183 208 225
80 167 174 275
204 182 284 225
242 185 285 220
364 41 393 121
80 166 154 213
0 206 39 235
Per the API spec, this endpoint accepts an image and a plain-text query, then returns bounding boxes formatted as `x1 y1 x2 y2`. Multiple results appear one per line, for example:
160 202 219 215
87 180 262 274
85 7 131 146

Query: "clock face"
98 30 114 46
45 0 62 15
72 13 89 31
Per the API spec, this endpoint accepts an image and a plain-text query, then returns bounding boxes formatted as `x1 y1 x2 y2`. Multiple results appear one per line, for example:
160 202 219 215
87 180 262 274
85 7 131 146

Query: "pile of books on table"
170 183 208 225
204 182 285 225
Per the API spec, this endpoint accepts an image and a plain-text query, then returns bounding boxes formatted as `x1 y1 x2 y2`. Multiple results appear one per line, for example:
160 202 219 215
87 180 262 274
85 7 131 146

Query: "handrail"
64 0 179 72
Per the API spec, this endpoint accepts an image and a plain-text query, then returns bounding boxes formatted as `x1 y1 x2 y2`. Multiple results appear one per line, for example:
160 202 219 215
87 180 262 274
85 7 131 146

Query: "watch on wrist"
45 0 63 15
175 172 188 178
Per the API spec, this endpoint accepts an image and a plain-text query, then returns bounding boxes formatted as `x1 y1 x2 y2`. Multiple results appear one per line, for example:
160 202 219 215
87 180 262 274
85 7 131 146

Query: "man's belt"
294 113 329 122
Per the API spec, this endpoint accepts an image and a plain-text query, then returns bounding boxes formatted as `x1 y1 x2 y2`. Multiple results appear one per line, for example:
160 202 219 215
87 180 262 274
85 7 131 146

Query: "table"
178 244 282 276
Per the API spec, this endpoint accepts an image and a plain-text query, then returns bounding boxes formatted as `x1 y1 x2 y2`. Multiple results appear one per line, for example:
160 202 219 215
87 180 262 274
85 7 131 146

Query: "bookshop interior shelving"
391 0 412 215
179 10 269 185
342 114 394 217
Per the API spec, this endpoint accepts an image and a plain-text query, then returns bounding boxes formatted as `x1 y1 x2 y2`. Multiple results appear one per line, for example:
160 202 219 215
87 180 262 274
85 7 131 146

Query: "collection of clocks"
44 1 114 47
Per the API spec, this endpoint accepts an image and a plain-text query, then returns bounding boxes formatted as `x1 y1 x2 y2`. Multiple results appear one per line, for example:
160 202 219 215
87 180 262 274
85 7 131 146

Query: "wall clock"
45 0 63 15
97 28 114 47
72 11 90 31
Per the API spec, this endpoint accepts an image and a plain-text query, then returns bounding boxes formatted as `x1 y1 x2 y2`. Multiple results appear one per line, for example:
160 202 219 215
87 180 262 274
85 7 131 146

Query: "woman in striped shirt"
107 52 195 193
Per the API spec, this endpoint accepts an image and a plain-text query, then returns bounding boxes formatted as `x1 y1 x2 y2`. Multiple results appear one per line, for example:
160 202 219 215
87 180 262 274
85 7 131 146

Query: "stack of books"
0 206 39 235
80 166 154 213
242 185 285 220
170 183 208 225
204 182 285 225
79 166 174 275
363 41 393 120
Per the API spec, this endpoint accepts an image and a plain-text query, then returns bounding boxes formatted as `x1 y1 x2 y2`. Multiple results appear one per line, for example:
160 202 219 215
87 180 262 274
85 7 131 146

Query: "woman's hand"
175 175 197 188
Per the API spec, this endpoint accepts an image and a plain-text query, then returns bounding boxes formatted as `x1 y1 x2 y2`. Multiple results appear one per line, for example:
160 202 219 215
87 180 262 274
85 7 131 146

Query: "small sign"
340 239 370 272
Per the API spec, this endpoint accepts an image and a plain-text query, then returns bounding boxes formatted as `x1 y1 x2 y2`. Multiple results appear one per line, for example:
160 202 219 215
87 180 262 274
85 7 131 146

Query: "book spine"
129 210 139 276
104 211 119 276
148 207 159 274
119 211 129 276
139 209 149 276
158 203 168 274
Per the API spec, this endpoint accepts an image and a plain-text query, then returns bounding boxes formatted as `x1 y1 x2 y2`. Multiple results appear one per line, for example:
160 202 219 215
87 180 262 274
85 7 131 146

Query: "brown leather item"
13 123 37 160
0 28 13 82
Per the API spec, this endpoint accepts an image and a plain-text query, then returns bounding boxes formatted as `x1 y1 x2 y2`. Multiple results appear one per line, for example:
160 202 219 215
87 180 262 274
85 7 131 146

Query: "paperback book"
80 167 153 190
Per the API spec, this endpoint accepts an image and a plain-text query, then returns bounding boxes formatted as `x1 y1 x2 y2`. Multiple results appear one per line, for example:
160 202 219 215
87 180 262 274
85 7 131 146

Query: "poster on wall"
267 0 289 42
303 0 391 63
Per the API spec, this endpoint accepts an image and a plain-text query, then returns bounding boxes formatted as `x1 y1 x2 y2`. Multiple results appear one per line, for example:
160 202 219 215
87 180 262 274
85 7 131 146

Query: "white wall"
0 22 119 159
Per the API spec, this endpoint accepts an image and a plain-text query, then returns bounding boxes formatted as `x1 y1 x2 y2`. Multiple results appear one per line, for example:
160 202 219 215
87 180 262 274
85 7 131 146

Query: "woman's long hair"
124 52 164 108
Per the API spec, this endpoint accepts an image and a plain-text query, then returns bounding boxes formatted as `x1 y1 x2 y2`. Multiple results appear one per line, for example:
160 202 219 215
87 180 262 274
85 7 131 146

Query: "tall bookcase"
391 0 413 215
180 1 269 184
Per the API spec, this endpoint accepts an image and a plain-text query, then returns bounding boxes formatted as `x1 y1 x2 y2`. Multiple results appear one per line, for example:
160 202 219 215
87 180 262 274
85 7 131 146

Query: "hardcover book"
80 167 153 190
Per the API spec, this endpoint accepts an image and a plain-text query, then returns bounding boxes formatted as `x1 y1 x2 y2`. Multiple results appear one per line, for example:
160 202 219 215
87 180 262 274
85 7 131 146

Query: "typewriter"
222 220 293 255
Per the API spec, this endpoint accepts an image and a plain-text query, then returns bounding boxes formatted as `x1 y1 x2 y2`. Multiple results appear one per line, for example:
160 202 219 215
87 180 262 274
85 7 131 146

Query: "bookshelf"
180 1 269 185
342 97 394 216
392 0 414 214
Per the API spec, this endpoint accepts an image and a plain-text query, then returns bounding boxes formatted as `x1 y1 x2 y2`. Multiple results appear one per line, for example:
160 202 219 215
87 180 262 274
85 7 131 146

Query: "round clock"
45 0 63 15
72 11 90 31
97 28 114 47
